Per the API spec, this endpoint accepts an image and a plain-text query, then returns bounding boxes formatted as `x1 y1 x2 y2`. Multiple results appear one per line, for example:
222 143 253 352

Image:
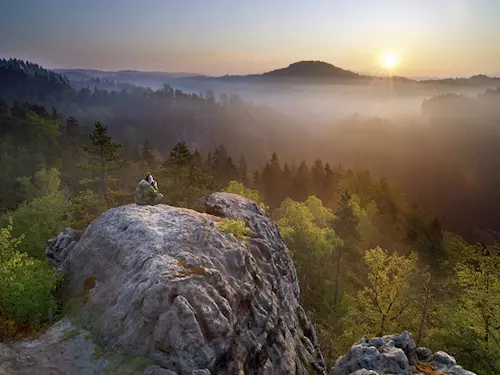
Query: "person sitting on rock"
135 174 163 205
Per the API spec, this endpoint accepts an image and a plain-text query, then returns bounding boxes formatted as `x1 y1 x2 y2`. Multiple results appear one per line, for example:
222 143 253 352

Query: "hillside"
0 59 72 104
420 74 500 86
263 60 361 79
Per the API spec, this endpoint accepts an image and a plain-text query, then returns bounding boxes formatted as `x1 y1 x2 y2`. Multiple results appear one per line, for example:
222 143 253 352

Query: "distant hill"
52 61 500 88
217 60 415 84
263 60 361 79
54 68 207 90
0 58 71 104
420 74 500 86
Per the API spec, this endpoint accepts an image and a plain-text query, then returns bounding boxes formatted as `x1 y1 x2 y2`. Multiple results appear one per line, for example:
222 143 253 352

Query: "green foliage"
218 219 250 242
16 168 61 202
0 219 60 339
276 197 341 255
67 190 106 229
426 244 500 374
222 180 267 210
342 247 420 342
275 196 343 357
8 192 67 259
60 328 80 342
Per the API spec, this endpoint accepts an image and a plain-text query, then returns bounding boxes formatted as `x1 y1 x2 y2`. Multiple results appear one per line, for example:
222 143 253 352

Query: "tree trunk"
484 270 490 343
379 314 386 337
416 275 432 346
333 247 343 310
101 152 109 208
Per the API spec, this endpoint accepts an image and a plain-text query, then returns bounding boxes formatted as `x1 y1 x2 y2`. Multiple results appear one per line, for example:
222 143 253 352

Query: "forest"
1 58 499 374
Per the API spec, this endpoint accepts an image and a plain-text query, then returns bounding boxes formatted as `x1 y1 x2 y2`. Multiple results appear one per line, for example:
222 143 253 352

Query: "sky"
1 0 499 77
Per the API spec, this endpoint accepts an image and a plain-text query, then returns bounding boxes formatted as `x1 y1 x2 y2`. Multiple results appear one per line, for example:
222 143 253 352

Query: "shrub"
218 218 250 242
8 192 68 259
67 189 106 229
0 219 60 340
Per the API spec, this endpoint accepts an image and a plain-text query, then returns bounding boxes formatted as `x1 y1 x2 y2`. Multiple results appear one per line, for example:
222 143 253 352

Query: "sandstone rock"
0 318 151 375
415 347 433 362
443 365 476 375
432 351 457 366
46 228 83 268
144 366 178 375
331 332 413 375
190 370 211 375
330 332 476 375
351 370 378 375
50 192 326 375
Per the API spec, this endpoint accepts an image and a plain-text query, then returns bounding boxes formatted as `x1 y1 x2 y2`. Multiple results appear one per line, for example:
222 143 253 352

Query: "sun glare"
379 51 400 70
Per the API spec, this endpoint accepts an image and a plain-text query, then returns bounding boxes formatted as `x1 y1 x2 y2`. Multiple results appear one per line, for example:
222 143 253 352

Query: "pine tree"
79 121 125 208
238 154 249 185
291 161 311 202
161 142 215 208
193 149 203 168
262 152 283 208
311 158 325 199
141 140 160 172
252 170 261 191
282 163 292 199
323 163 340 207
210 145 238 186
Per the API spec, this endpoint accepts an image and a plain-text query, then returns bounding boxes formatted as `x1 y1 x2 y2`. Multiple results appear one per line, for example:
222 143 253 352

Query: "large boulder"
330 332 476 375
47 192 326 375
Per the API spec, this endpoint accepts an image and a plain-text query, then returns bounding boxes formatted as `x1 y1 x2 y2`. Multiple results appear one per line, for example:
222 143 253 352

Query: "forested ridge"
1 58 499 374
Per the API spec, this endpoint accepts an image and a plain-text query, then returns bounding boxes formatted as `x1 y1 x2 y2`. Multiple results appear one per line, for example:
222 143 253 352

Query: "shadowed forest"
1 58 500 374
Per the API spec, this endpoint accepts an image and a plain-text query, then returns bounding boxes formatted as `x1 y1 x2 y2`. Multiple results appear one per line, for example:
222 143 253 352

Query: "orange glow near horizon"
379 51 401 71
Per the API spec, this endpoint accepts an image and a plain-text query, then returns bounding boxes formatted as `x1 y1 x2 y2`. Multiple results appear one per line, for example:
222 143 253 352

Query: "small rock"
432 351 457 366
444 365 476 375
143 366 177 375
367 337 384 349
330 333 476 375
351 370 378 375
190 370 211 375
415 347 433 362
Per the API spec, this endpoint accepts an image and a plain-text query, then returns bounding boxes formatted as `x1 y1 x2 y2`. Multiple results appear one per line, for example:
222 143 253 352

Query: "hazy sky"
1 0 499 77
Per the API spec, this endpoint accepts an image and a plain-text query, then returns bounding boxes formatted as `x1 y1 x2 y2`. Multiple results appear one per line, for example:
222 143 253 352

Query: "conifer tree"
79 121 125 208
141 140 161 172
238 154 249 185
311 158 326 199
291 161 311 202
261 152 284 208
161 141 215 208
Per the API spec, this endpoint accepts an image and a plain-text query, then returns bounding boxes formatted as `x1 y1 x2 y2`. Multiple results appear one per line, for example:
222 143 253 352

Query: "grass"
60 328 80 342
413 363 439 375
175 258 206 277
91 345 155 375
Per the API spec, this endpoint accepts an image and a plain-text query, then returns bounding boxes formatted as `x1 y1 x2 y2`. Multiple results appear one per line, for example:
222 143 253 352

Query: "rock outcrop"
330 332 476 375
46 192 326 375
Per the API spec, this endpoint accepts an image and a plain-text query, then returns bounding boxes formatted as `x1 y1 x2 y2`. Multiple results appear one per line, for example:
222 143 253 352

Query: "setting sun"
379 51 400 70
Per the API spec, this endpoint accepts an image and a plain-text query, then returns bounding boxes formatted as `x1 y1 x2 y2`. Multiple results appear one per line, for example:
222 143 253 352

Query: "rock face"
47 192 326 375
330 332 476 375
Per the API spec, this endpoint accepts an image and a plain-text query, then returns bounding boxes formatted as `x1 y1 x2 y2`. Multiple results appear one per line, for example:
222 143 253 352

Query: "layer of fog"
136 77 492 122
